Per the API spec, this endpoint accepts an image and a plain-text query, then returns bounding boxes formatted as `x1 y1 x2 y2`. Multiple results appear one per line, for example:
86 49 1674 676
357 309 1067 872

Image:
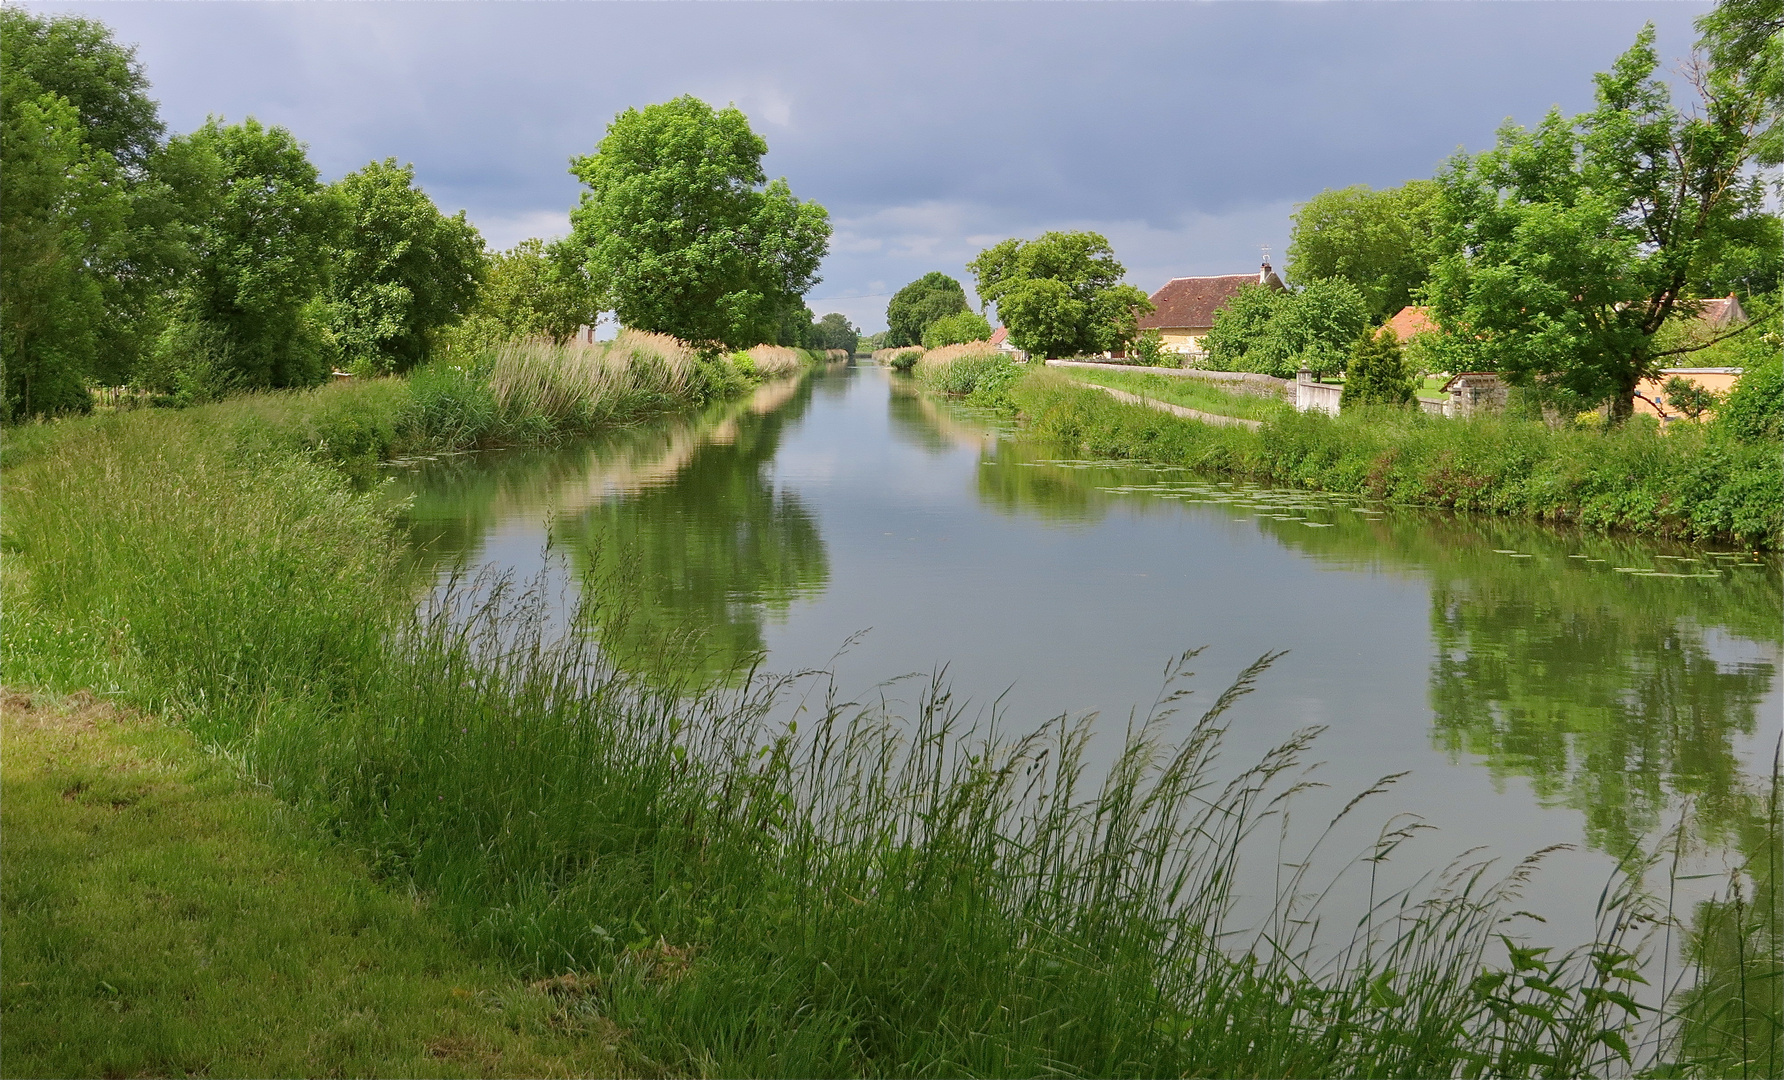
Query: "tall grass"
1011 370 1783 549
10 408 1774 1076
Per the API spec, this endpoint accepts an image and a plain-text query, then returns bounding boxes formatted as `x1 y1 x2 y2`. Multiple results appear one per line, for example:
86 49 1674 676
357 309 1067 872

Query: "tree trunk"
1607 371 1639 425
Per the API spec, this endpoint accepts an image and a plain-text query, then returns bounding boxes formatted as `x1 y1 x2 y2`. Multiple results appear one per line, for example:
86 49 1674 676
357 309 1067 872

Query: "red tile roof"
1385 306 1437 340
989 325 1008 347
1695 294 1747 329
1135 274 1257 332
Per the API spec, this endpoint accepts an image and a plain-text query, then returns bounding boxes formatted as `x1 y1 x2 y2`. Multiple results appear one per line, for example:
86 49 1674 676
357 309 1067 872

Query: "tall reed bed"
9 411 1775 1077
916 344 1020 402
1010 370 1783 549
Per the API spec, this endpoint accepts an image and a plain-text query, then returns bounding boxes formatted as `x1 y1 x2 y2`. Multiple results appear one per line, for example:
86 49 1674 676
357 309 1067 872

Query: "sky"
29 0 1714 332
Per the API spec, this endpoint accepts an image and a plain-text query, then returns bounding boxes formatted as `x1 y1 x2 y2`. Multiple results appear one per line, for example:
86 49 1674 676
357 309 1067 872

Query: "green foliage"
967 231 1152 359
443 237 602 354
1342 327 1417 410
1428 24 1775 419
920 310 992 349
1013 370 1781 549
1127 328 1173 367
172 117 343 389
1203 279 1369 379
1696 0 1784 174
887 348 922 373
917 351 1017 400
1662 376 1720 421
885 272 969 347
807 312 860 354
1717 351 1784 443
326 159 484 375
1286 180 1441 321
0 7 202 417
568 95 830 349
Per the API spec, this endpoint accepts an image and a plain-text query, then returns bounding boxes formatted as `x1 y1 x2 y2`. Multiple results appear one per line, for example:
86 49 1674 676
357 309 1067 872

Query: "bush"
1717 352 1782 443
1341 327 1415 410
920 310 993 349
887 348 922 373
1129 329 1174 367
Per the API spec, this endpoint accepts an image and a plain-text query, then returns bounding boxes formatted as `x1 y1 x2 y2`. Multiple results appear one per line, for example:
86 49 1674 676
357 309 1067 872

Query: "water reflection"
397 376 828 686
970 436 1781 855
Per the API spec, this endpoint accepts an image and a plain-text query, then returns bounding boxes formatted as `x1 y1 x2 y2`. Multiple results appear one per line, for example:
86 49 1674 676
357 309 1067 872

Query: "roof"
1695 294 1747 329
989 325 1008 347
1136 274 1258 331
1385 306 1437 340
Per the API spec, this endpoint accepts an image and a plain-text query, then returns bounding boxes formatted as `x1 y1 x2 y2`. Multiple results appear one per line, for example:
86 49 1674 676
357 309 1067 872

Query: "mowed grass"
1059 366 1293 422
0 691 623 1079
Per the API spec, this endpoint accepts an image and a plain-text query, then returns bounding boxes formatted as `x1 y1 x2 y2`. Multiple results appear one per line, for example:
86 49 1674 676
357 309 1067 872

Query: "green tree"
1428 25 1774 421
0 8 203 414
885 272 968 347
1202 279 1368 379
568 96 830 349
455 237 604 348
1341 327 1416 409
809 312 859 354
1286 180 1441 321
172 117 343 389
1201 283 1286 374
326 159 484 374
1696 0 1783 174
920 310 992 349
967 232 1152 359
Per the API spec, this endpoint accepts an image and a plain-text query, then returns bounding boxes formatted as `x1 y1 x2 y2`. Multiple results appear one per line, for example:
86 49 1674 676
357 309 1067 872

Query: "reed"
9 411 1771 1077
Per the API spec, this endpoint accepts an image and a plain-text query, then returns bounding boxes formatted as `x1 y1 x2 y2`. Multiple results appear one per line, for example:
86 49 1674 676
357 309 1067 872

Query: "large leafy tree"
568 96 830 349
0 8 201 415
172 117 343 389
967 231 1151 359
1202 279 1368 379
457 237 603 347
809 312 859 354
327 158 485 373
1696 0 1783 174
1428 24 1775 420
885 272 968 347
1286 181 1441 322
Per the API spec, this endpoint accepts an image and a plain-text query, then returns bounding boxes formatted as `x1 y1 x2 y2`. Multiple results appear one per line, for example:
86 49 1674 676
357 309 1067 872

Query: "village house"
1134 260 1286 356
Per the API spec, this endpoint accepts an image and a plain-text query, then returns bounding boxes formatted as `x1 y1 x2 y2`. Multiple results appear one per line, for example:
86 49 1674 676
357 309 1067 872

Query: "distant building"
989 325 1025 359
1692 293 1748 330
1134 260 1286 355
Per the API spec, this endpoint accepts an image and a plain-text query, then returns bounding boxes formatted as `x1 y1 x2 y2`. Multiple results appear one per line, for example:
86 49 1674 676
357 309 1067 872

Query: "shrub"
920 310 993 349
887 348 922 373
1128 329 1174 367
1341 327 1416 410
1717 352 1782 443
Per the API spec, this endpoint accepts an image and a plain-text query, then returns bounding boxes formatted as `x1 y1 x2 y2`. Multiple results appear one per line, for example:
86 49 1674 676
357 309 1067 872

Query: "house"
1134 260 1286 355
989 325 1025 360
1633 368 1745 421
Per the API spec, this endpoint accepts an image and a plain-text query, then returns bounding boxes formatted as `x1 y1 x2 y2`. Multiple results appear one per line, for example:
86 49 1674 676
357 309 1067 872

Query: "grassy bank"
1057 366 1291 423
1006 369 1782 549
0 690 623 1078
2 332 819 477
4 386 1777 1076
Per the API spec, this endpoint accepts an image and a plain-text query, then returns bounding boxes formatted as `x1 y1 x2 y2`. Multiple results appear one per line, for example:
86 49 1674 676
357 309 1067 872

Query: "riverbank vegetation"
1005 368 1782 549
5 380 1778 1077
1054 365 1294 423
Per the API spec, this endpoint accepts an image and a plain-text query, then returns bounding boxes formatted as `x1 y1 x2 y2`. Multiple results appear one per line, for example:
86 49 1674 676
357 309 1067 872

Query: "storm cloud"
32 1 1712 330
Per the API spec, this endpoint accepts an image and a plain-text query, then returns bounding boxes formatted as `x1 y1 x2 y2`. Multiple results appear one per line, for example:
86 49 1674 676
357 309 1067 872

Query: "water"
395 363 1782 952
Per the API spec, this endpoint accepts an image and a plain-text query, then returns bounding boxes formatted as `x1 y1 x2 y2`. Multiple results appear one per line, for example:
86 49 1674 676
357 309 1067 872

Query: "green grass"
0 690 625 1078
8 400 1778 1077
1009 370 1782 549
1060 366 1293 422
